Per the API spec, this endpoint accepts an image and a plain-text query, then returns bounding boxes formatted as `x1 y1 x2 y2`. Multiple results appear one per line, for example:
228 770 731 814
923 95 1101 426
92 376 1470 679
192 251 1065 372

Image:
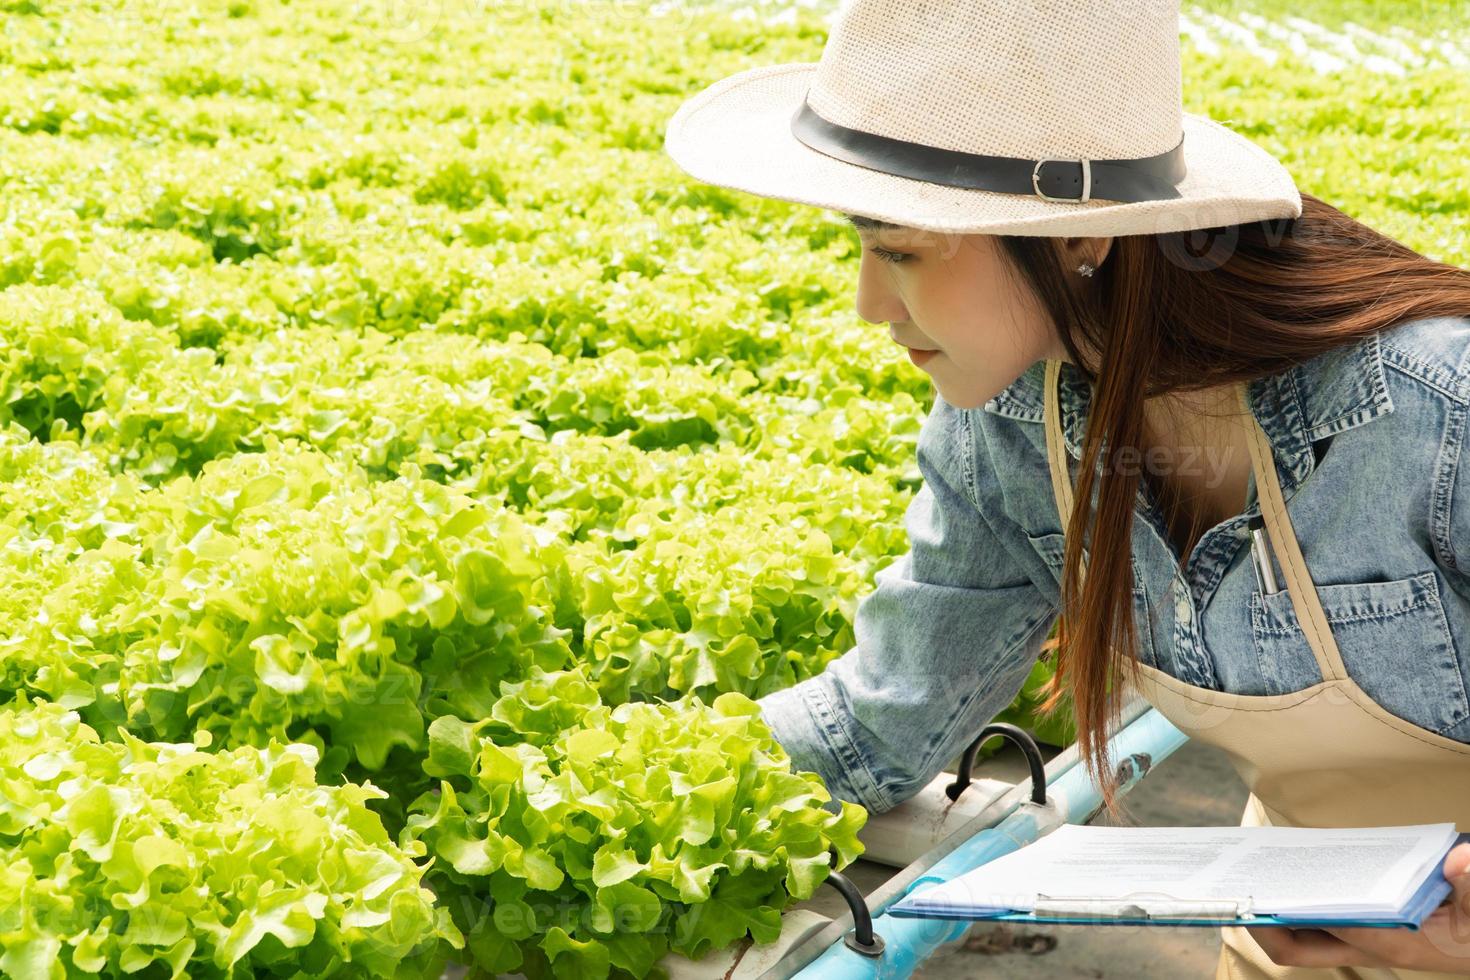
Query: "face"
846 217 1106 410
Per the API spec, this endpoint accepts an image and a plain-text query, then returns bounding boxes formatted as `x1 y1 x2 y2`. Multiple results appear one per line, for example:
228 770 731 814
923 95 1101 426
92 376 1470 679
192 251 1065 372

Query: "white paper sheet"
900 823 1458 918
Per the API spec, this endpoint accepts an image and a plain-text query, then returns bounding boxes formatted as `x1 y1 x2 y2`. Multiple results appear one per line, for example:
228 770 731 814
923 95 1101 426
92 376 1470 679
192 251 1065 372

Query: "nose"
853 252 910 326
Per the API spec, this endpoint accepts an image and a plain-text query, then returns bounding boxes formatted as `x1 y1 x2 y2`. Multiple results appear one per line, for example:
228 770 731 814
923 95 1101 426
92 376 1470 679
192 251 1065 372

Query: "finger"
1323 925 1415 961
1445 843 1470 881
1288 929 1395 968
1246 925 1296 965
1249 926 1389 969
1446 843 1470 887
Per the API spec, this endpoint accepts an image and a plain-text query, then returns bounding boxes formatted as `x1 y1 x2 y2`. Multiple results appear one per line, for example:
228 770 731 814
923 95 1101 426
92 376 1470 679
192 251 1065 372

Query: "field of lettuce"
0 0 1465 977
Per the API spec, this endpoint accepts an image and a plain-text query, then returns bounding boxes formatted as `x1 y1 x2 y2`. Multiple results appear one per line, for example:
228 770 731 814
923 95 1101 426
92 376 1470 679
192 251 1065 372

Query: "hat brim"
664 63 1302 237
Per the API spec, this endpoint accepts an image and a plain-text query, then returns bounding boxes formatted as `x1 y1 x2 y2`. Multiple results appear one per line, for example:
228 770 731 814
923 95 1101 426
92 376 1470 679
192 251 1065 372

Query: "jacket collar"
982 330 1395 497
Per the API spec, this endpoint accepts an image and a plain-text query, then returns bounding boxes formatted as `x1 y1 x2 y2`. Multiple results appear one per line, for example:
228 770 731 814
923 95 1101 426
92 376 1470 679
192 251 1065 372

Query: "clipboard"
886 831 1470 930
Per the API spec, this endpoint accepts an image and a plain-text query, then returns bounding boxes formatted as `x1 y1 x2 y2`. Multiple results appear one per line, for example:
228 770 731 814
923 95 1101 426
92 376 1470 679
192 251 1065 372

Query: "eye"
867 245 912 264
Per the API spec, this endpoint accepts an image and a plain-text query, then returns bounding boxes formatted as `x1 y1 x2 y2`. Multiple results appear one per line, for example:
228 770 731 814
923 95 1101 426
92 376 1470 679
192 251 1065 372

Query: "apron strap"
1234 382 1347 681
1043 359 1077 534
1041 359 1347 683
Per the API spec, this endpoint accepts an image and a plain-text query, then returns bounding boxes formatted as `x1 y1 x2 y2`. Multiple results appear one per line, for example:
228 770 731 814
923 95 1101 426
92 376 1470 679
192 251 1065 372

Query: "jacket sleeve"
756 392 1060 815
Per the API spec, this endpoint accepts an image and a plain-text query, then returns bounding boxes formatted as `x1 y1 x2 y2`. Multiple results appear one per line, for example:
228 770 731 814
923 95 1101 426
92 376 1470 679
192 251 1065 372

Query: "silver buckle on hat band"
1032 159 1092 203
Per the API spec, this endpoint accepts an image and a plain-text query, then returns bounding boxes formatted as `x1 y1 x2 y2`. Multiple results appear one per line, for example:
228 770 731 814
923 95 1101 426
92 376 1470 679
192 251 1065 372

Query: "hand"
1247 842 1470 974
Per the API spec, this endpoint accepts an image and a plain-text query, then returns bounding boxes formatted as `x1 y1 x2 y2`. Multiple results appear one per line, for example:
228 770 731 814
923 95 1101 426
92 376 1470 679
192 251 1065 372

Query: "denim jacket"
757 314 1470 815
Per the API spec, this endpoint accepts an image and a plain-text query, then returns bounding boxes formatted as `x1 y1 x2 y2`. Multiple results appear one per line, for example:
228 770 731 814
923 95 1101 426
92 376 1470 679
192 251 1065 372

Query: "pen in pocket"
1247 515 1279 595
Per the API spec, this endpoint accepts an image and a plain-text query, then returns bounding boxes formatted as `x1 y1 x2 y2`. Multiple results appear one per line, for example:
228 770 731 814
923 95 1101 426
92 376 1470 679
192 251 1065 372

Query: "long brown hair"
998 191 1470 815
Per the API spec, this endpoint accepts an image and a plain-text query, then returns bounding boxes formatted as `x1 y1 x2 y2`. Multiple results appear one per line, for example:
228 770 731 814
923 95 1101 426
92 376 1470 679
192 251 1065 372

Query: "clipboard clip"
1033 891 1256 921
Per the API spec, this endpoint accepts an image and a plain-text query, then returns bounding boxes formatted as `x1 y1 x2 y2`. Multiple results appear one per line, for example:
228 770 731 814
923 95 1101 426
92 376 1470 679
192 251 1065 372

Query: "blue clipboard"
887 831 1470 929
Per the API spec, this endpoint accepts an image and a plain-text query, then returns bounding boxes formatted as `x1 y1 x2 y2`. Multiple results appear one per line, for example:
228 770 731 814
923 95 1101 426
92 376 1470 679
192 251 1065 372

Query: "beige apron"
1041 358 1470 980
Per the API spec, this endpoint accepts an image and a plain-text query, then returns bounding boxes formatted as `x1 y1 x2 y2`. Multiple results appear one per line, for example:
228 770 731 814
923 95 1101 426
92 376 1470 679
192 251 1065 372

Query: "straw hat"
663 0 1302 237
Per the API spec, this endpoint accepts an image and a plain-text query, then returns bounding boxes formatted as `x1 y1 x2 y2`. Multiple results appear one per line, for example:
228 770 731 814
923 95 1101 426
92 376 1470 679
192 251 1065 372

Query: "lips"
889 327 939 359
890 333 938 352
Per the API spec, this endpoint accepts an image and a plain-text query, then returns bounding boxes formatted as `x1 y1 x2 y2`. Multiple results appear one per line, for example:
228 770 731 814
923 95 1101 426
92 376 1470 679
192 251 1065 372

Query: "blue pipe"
795 708 1189 980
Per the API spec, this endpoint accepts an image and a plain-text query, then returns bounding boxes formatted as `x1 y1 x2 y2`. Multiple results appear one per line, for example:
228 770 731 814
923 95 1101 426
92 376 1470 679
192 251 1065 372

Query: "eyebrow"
841 212 903 231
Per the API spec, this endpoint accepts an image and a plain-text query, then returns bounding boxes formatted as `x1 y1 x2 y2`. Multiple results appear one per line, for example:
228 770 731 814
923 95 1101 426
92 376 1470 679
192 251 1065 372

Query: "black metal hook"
945 722 1047 806
822 870 884 957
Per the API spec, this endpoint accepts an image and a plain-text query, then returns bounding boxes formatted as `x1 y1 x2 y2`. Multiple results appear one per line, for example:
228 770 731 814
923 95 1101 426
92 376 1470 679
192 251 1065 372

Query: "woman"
664 1 1470 977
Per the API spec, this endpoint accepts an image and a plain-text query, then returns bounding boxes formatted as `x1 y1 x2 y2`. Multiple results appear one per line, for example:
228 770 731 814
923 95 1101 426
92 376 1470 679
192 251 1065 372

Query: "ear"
1064 236 1114 270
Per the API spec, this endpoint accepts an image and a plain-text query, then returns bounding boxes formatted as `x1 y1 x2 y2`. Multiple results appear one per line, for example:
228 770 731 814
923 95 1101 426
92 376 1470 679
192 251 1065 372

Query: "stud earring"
1076 262 1095 277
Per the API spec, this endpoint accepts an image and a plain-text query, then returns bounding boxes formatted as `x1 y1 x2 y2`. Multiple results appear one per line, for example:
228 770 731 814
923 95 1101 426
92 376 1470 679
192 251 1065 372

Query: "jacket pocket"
1250 570 1470 738
1025 531 1160 671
